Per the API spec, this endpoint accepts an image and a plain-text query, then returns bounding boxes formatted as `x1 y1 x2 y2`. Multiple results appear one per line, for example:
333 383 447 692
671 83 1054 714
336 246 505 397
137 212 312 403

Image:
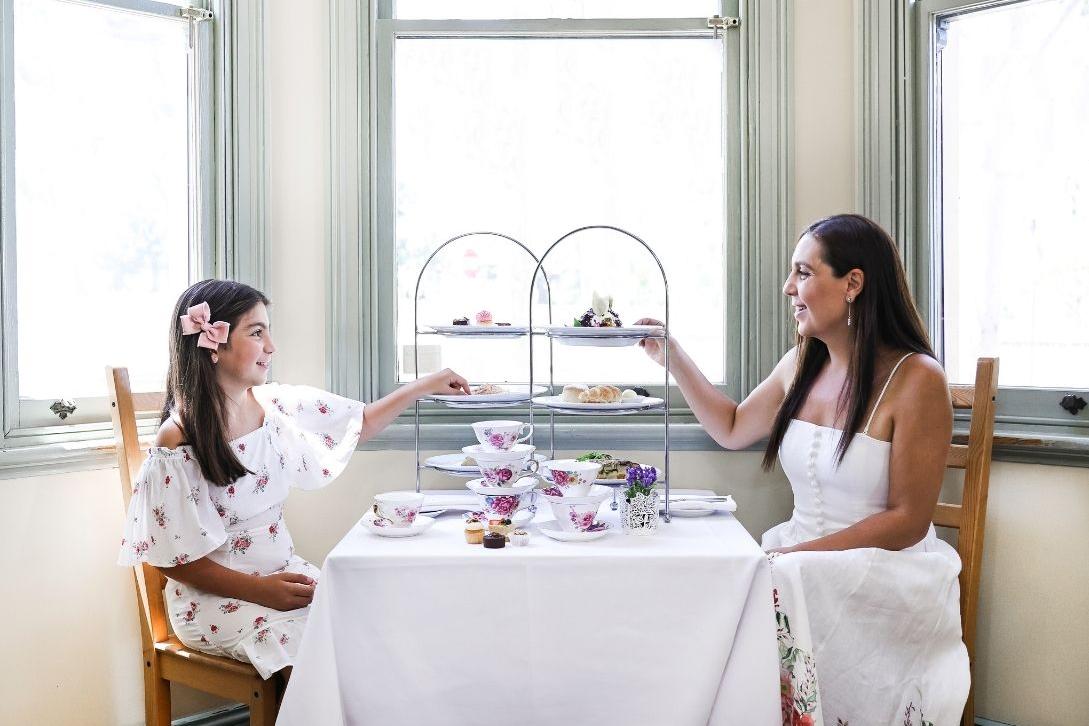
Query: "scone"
561 384 589 403
579 384 622 404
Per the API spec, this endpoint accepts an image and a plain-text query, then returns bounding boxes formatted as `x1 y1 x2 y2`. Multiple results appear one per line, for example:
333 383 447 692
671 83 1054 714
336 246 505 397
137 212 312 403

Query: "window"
1 0 215 441
921 0 1089 432
381 1 733 394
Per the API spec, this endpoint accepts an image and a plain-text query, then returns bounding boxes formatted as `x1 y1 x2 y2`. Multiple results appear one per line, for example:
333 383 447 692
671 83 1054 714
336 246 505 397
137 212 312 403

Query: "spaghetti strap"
864 353 914 435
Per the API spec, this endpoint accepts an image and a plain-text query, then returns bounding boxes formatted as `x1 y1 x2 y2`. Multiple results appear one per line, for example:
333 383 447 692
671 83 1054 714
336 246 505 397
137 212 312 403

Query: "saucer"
361 514 435 537
537 519 610 542
663 500 716 517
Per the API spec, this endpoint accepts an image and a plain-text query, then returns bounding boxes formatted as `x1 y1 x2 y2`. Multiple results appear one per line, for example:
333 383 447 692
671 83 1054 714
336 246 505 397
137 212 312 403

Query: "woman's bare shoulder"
893 353 950 407
155 417 187 448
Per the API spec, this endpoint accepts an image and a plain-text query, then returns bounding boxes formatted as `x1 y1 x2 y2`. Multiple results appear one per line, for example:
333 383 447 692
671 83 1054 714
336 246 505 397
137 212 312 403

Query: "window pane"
14 0 191 399
396 1 720 19
939 0 1089 388
394 38 726 384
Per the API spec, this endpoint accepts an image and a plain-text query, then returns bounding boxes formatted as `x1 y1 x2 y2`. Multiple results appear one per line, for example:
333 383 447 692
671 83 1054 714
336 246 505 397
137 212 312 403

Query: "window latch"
179 6 213 49
1060 394 1087 416
50 399 78 420
707 15 740 39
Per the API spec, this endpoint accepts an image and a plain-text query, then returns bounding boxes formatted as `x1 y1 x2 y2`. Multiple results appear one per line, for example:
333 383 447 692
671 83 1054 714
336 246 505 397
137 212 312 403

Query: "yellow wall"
0 2 1084 724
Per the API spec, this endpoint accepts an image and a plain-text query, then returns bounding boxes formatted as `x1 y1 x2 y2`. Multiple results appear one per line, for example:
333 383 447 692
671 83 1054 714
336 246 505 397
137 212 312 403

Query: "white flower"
591 291 613 317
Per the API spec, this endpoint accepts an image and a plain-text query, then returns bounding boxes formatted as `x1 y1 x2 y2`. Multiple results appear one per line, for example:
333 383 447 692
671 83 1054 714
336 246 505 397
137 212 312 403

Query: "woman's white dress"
762 357 970 726
117 383 364 679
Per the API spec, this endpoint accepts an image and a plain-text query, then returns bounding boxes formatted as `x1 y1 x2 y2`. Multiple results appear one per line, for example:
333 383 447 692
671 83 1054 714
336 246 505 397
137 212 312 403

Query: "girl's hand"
416 368 471 397
253 572 316 611
634 317 671 367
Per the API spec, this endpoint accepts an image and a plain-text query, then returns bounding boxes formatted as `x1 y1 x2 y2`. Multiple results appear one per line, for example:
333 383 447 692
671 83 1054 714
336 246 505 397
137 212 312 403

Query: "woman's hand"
414 368 471 397
253 572 316 611
635 317 671 367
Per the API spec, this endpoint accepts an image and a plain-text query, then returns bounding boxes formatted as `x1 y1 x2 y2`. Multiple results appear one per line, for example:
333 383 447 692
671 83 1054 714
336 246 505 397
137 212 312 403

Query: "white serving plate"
427 324 529 338
360 513 435 537
531 395 664 412
427 384 548 404
537 519 610 542
540 324 663 347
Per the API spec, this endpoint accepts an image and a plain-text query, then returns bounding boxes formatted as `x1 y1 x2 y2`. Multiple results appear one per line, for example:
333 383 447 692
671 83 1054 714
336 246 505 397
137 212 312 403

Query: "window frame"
328 0 795 451
0 0 270 477
858 0 1089 466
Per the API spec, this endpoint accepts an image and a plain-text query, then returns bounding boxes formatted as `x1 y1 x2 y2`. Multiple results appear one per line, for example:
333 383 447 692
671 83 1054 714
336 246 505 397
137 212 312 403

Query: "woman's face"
782 234 854 339
215 303 275 390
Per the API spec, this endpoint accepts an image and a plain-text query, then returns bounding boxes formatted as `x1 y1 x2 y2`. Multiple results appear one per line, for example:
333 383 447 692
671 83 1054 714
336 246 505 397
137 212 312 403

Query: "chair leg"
144 650 171 726
248 676 279 726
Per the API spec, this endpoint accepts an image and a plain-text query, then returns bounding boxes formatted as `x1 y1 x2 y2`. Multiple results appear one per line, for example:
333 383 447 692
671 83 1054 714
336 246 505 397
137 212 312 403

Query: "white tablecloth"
278 494 780 726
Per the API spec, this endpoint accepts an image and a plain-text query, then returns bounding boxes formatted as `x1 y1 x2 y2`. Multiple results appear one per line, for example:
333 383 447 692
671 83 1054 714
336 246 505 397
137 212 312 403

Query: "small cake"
474 310 494 326
561 383 589 403
488 518 513 537
574 291 622 328
482 532 506 549
452 316 469 325
471 383 507 395
464 519 485 544
621 388 637 401
509 529 530 547
496 322 512 327
579 384 622 404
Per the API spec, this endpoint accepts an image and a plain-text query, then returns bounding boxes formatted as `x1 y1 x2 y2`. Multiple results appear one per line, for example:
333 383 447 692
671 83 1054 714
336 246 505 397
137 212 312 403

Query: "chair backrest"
931 357 999 726
108 366 170 645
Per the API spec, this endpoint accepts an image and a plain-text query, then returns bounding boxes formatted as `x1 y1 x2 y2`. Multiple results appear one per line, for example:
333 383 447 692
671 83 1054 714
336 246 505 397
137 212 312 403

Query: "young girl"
118 279 469 678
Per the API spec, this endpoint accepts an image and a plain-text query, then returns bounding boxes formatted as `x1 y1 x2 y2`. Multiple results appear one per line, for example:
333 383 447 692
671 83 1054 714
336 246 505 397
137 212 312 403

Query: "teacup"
463 443 539 486
540 459 601 496
471 420 533 451
536 485 610 532
372 491 425 528
466 477 537 521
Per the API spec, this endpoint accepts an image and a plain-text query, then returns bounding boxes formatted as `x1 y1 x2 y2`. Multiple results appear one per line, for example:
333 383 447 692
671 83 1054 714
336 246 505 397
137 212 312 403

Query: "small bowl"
540 459 601 496
466 477 537 521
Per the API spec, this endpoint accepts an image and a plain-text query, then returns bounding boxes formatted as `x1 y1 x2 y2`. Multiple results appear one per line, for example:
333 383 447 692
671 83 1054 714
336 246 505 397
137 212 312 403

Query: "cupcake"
452 316 469 325
509 529 530 547
487 518 513 537
474 310 494 326
483 532 506 549
464 519 485 544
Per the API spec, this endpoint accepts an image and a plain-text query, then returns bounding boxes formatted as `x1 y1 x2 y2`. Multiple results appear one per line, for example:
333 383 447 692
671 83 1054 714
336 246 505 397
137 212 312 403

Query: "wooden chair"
108 367 281 726
933 357 1000 726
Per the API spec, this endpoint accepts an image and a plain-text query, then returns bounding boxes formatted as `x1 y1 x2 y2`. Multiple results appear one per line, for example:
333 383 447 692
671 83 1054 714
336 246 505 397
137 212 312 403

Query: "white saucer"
663 501 716 517
361 514 435 537
537 519 610 542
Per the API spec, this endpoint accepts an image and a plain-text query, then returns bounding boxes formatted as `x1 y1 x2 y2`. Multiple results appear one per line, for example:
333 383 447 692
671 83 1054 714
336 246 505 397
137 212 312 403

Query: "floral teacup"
372 491 425 528
540 459 601 497
462 444 539 486
466 477 537 521
471 420 533 451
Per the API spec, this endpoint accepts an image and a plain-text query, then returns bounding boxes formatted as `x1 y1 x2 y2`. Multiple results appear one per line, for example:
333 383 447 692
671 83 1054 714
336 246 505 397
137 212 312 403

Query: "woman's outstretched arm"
636 318 794 450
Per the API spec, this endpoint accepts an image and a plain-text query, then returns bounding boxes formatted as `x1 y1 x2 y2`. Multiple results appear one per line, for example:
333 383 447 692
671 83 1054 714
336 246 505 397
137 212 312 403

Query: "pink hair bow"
179 302 230 350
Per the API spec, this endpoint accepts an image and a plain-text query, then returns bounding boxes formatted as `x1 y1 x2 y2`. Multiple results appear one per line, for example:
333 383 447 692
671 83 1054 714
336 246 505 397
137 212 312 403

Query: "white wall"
0 2 1084 724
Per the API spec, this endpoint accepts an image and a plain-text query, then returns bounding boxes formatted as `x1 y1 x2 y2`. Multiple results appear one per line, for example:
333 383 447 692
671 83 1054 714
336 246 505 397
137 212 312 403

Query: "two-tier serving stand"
412 226 675 522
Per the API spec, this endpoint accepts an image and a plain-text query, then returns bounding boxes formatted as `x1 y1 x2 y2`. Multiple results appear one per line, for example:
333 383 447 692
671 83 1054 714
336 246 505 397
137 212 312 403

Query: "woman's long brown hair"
163 279 270 486
761 214 935 470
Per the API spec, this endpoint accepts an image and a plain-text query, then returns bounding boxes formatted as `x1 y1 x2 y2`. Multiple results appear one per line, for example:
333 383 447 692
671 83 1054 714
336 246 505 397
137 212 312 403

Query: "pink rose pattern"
482 466 514 485
483 495 520 518
569 510 596 531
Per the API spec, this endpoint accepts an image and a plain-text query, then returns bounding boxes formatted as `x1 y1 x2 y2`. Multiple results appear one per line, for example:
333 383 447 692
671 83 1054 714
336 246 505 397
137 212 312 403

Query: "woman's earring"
211 353 219 364
846 297 854 327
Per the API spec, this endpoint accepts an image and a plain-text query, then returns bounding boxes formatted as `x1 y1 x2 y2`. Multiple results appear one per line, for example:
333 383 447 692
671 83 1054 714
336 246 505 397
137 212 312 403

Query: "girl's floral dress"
118 384 364 679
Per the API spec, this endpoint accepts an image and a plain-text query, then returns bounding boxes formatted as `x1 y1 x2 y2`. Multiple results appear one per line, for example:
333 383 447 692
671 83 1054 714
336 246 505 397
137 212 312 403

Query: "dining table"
276 489 781 725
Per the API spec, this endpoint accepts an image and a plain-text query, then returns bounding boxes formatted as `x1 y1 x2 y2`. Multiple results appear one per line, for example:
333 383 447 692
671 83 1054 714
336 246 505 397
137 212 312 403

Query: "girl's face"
782 234 856 339
215 303 275 390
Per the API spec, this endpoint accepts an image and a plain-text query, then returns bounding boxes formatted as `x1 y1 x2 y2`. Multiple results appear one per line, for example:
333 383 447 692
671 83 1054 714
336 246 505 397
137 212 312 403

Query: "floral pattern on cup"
569 510 596 531
480 465 515 486
372 492 424 528
472 421 533 451
483 494 521 519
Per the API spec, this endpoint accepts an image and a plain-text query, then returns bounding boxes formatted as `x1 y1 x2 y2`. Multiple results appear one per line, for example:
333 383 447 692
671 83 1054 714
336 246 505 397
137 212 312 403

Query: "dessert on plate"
470 383 508 395
464 518 485 544
474 310 494 326
579 384 622 404
575 451 643 480
574 291 622 328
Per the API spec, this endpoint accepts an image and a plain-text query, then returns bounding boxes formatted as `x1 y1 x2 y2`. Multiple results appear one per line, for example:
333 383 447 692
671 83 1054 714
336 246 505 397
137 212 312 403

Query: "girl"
118 279 470 678
637 214 969 725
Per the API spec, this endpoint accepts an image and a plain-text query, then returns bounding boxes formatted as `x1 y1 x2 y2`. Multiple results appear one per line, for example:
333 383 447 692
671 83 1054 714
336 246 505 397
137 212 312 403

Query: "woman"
638 214 968 725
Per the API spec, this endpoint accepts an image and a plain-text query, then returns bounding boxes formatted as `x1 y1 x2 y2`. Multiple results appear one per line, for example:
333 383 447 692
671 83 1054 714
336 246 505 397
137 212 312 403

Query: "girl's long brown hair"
761 214 934 470
163 279 270 486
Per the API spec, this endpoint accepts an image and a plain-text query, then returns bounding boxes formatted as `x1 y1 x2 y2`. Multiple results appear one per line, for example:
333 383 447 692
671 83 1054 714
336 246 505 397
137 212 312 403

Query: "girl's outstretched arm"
360 368 470 443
